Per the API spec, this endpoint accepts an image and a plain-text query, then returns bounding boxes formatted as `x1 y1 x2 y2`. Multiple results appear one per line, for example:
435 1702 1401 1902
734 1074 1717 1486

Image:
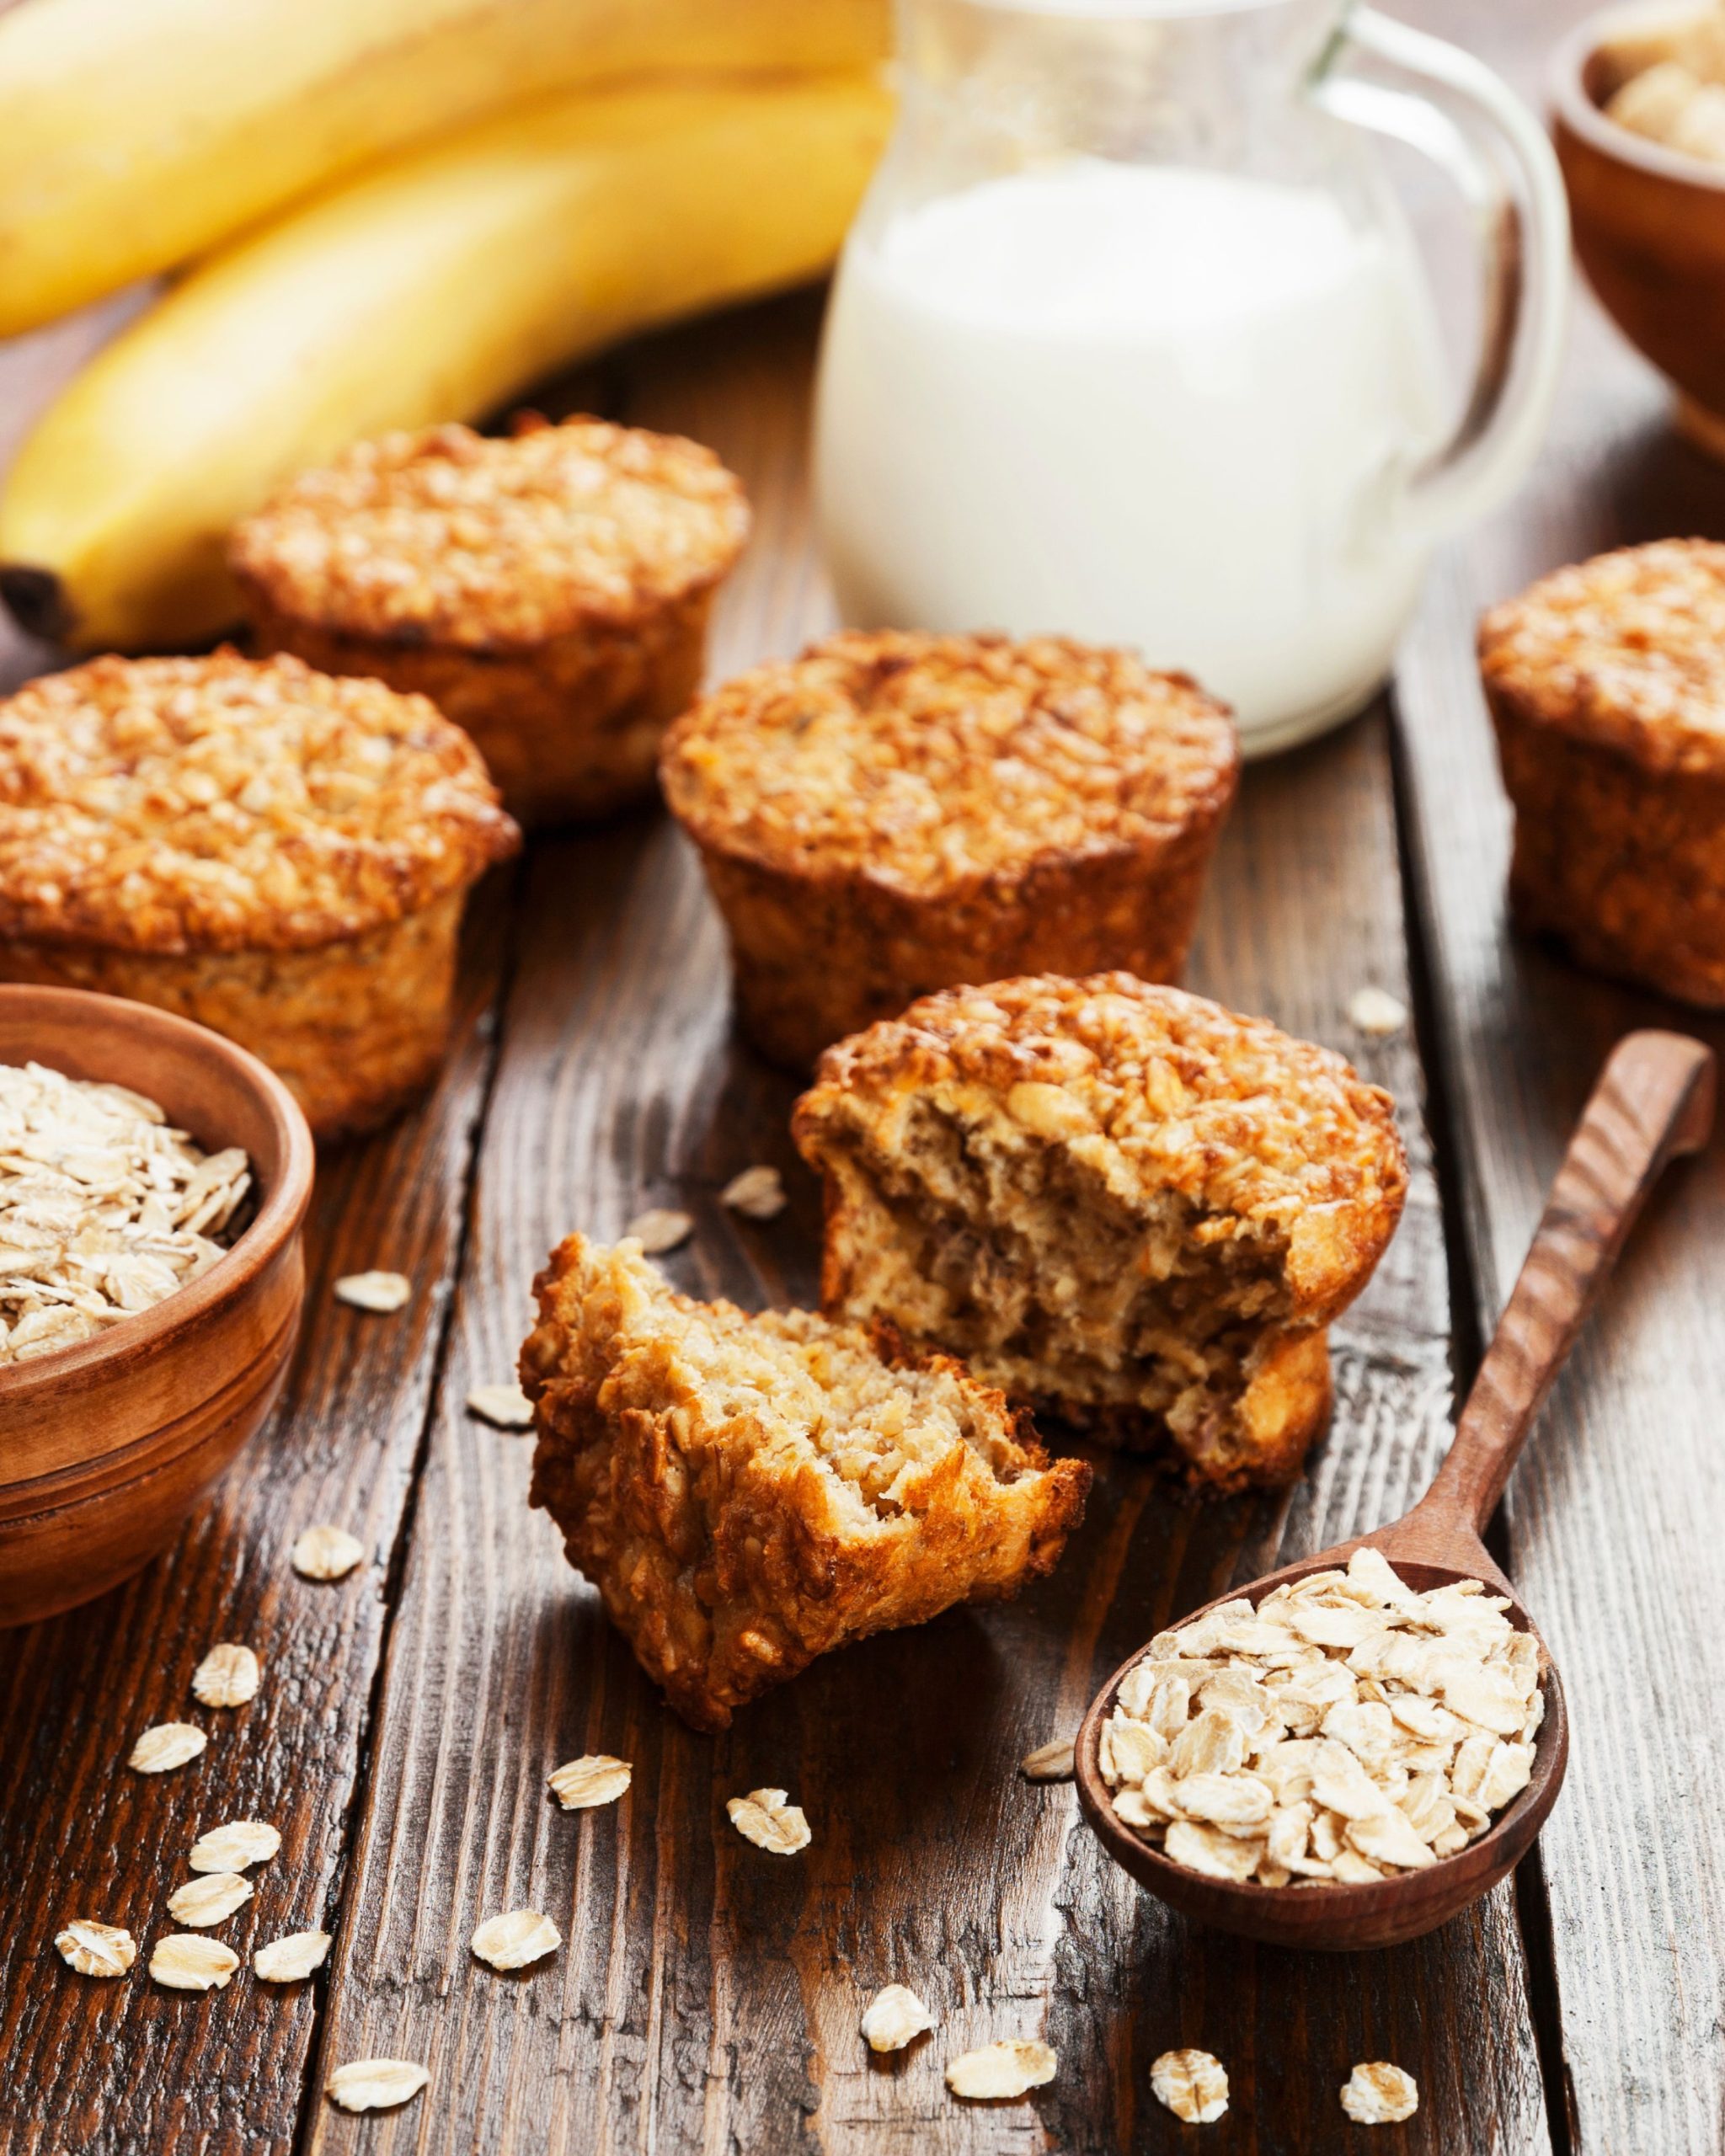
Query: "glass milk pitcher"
814 0 1567 754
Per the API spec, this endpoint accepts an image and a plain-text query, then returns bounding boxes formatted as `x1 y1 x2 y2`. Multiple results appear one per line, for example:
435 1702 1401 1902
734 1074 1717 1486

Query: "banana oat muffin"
659 632 1238 1070
521 1234 1090 1730
1481 539 1725 1006
0 649 518 1139
791 974 1407 1491
231 414 750 827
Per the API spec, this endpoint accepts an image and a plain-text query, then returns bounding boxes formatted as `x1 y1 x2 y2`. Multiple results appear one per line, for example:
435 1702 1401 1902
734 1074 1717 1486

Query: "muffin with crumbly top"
0 649 518 1138
660 630 1238 1070
1481 539 1725 1006
520 1232 1090 1730
231 414 750 827
791 974 1407 1491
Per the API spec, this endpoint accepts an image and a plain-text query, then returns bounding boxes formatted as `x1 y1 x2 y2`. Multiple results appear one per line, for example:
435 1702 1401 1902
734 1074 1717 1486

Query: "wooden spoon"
1074 1028 1715 1951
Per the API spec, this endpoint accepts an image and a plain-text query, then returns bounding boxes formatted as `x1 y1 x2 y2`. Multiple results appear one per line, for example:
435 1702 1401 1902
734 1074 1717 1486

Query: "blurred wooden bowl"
1553 2 1725 456
0 986 313 1626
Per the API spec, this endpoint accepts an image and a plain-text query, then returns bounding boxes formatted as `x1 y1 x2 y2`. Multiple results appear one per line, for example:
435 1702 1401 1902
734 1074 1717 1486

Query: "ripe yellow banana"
0 76 889 653
0 0 888 335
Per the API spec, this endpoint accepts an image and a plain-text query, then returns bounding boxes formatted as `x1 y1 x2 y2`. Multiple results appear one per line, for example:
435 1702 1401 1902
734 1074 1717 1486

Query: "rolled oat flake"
55 1920 136 1977
1341 2061 1419 2124
466 1382 535 1429
1151 2047 1230 2123
190 1818 280 1873
861 1983 935 2052
945 2039 1058 2100
1019 1737 1075 1782
548 1754 632 1811
327 2059 430 2113
624 1208 694 1255
726 1788 810 1854
291 1523 365 1581
334 1269 411 1313
255 1930 332 1983
471 1909 562 1972
166 1871 253 1929
190 1642 259 1708
150 1935 239 1991
128 1722 207 1774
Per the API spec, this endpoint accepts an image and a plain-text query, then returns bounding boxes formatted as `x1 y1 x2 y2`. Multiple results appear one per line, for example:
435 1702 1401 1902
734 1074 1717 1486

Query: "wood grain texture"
0 884 510 2154
1396 9 1725 2150
305 292 1549 2156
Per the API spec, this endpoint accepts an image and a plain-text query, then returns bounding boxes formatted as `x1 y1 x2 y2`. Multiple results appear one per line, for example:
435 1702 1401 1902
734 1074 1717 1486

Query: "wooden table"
2 1 1720 2148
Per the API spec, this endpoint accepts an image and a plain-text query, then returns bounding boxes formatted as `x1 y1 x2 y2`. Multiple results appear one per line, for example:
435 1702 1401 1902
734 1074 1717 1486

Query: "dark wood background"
2 1 1720 2148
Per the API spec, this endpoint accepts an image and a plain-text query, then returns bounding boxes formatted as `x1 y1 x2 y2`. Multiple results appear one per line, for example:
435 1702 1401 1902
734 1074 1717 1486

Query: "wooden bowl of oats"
0 986 313 1626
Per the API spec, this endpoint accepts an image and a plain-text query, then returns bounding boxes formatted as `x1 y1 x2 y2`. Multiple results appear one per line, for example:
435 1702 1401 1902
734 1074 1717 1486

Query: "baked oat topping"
0 1062 250 1364
190 1644 259 1709
548 1755 632 1811
1150 2048 1230 2124
471 1910 561 1972
231 417 749 648
0 650 516 954
166 1871 252 1929
719 1164 787 1220
1479 540 1725 775
945 2039 1058 2100
1098 1548 1545 1886
726 1789 811 1854
334 1269 411 1313
190 1820 280 1873
55 1920 136 1977
1347 986 1407 1038
466 1381 535 1429
661 632 1237 899
1019 1738 1076 1782
326 2059 430 2113
149 1935 238 1991
1341 2061 1419 2124
291 1524 365 1581
623 1208 693 1255
861 1984 935 2052
254 1929 331 1983
129 1723 207 1774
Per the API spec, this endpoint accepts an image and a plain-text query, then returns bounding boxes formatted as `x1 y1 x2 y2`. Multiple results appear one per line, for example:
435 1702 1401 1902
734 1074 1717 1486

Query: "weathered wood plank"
309 292 1548 2156
0 868 512 2154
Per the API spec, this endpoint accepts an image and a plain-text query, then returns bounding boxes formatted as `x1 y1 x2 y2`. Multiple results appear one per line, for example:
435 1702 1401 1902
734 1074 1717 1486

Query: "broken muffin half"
791 974 1407 1492
521 1234 1091 1730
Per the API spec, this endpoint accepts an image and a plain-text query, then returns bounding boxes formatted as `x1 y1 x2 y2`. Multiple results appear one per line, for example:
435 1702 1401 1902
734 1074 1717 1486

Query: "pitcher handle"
1314 5 1570 542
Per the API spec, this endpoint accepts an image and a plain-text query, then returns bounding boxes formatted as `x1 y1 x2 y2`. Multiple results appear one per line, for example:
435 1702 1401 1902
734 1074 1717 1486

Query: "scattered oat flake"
1020 1737 1075 1782
1348 986 1408 1037
466 1382 534 1429
190 1819 280 1873
472 1909 562 1972
292 1523 365 1580
334 1269 411 1313
1151 2048 1230 2124
129 1722 206 1774
191 1642 259 1708
150 1935 239 1991
548 1754 632 1811
166 1871 253 1929
720 1165 786 1220
1341 2062 1419 2124
726 1787 810 1854
862 1984 935 2052
56 1920 136 1977
255 1929 332 1983
327 2059 430 2114
625 1208 693 1254
945 2039 1057 2100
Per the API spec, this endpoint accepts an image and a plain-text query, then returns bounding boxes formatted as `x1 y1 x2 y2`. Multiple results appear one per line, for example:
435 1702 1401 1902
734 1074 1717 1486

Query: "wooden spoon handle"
1420 1029 1714 1535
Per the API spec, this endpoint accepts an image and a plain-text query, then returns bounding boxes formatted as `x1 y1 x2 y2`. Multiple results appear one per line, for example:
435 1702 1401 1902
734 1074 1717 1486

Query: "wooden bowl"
0 986 313 1626
1553 2 1725 456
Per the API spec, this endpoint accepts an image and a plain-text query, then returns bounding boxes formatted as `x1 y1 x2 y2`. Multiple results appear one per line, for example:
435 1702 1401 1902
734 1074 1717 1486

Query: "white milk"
814 161 1446 750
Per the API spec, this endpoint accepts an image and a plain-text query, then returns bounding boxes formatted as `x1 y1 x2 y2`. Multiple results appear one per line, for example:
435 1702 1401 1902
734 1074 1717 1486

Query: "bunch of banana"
0 73 890 650
0 0 887 334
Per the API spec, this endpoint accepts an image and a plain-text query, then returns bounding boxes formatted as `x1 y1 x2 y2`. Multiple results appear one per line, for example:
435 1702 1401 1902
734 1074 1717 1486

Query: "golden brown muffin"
0 649 518 1139
659 631 1239 1070
791 974 1407 1492
231 414 750 828
1481 540 1725 1007
521 1233 1090 1731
